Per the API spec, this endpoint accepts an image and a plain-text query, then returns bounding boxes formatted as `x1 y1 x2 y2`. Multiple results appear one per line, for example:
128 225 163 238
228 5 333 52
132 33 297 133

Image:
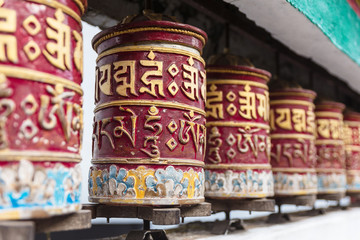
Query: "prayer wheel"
89 12 208 205
270 88 318 196
343 112 360 193
0 0 86 219
204 54 274 199
315 101 346 194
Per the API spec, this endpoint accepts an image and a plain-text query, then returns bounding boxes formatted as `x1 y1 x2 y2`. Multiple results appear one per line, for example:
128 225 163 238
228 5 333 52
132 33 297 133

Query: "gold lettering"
181 57 199 101
306 107 315 133
207 127 222 163
0 74 15 149
283 143 293 166
293 138 307 164
98 64 112 95
256 91 268 121
238 84 256 120
206 84 223 119
275 108 292 130
271 144 282 163
92 121 98 155
329 119 340 139
113 60 137 97
317 119 330 138
0 2 17 63
38 84 75 141
95 67 99 101
100 118 115 149
179 111 205 152
200 71 206 101
43 9 71 70
237 127 268 158
139 51 164 97
292 108 306 132
113 107 137 147
269 109 276 130
141 106 162 158
72 30 83 75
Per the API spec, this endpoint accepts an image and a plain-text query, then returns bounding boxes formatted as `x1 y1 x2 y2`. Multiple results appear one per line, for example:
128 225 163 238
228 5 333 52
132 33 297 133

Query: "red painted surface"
270 89 317 169
315 101 346 170
91 19 208 204
344 112 360 171
0 0 85 155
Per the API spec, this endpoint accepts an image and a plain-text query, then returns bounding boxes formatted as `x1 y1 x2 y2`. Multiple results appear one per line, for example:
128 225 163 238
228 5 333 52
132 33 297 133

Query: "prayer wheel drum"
270 88 317 196
90 16 208 205
343 112 360 193
0 0 86 219
204 56 274 199
315 101 346 194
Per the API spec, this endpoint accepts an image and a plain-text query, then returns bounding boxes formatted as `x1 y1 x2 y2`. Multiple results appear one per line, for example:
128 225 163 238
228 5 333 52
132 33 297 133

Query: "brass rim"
26 0 82 24
94 100 206 116
92 157 204 167
206 69 270 81
93 27 206 51
207 79 268 90
206 121 269 130
96 45 205 65
204 164 272 170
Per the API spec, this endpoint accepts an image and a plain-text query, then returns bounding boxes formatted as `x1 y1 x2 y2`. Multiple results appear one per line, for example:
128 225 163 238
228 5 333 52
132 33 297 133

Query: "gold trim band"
272 167 316 173
206 69 270 82
96 45 205 65
94 100 206 116
275 190 318 196
0 151 81 163
344 121 360 127
207 79 268 90
93 27 206 51
26 0 82 24
270 100 315 108
315 139 344 145
73 0 85 14
346 145 360 151
346 169 360 174
0 65 83 95
206 121 269 130
315 112 343 119
316 168 346 174
270 133 315 140
270 91 316 99
92 157 204 167
204 164 271 170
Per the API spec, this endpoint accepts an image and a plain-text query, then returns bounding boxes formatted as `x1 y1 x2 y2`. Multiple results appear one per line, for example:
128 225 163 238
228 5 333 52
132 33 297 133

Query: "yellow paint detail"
127 166 155 199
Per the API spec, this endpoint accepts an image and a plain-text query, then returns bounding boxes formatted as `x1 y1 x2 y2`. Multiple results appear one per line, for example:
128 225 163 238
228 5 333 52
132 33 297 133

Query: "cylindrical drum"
90 17 208 205
0 0 86 219
315 101 346 194
204 59 274 198
270 88 317 196
343 112 360 193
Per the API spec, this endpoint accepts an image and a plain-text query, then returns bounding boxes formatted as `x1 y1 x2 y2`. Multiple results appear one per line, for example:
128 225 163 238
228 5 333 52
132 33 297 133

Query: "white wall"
80 22 100 204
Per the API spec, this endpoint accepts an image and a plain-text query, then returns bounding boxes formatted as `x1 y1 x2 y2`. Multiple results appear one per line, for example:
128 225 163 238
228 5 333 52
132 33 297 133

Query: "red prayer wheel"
89 12 208 205
0 0 86 219
270 88 317 196
204 55 274 198
315 101 346 194
343 112 360 193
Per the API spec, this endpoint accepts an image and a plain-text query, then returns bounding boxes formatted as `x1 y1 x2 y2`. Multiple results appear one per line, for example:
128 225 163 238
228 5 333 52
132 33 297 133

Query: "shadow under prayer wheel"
89 13 208 205
343 112 360 193
0 0 86 219
315 101 346 194
204 55 274 199
270 88 317 196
